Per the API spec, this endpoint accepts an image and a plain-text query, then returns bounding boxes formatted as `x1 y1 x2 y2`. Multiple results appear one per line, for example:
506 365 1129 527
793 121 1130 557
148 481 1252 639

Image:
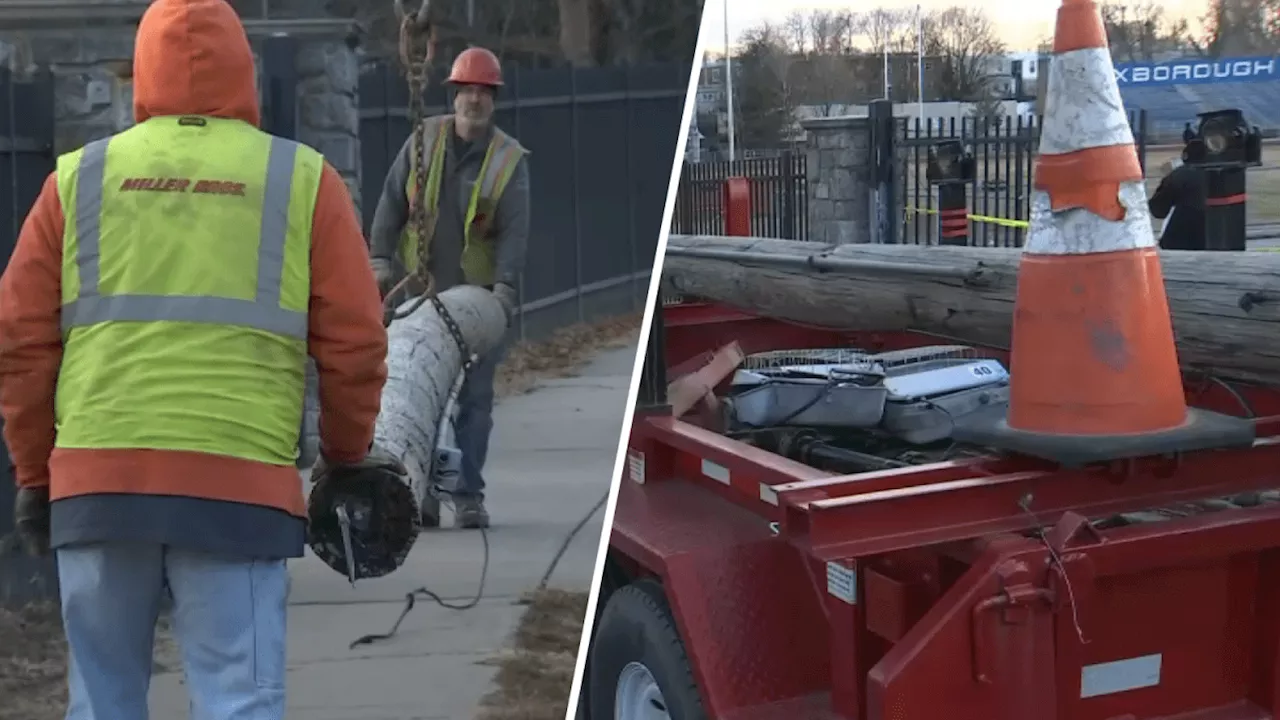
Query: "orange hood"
131 0 260 127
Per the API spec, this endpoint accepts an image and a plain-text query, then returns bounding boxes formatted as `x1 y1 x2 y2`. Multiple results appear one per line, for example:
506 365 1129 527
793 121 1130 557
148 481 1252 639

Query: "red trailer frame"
593 299 1280 720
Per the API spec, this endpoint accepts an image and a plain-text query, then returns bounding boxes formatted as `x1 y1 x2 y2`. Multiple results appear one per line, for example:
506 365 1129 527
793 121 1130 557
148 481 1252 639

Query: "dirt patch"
0 601 180 720
495 312 643 398
0 602 66 720
477 588 589 720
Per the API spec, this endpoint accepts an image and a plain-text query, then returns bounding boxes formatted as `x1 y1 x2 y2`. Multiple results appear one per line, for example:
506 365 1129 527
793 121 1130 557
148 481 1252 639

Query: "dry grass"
476 588 590 720
495 312 643 398
0 603 66 720
0 601 182 720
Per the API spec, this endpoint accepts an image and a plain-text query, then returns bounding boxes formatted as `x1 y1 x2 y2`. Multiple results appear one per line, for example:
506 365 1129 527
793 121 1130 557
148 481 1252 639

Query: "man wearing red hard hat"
369 46 531 530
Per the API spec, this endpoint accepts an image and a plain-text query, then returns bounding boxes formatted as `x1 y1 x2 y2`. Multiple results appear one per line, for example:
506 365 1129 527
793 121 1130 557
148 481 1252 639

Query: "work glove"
312 447 408 485
370 258 399 299
492 282 518 326
14 486 50 557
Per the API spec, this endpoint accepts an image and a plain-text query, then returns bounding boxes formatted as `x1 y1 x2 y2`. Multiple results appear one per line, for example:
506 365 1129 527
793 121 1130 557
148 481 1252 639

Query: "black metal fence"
675 108 1152 248
0 53 693 604
672 153 808 240
359 61 691 337
0 67 56 605
896 110 1150 247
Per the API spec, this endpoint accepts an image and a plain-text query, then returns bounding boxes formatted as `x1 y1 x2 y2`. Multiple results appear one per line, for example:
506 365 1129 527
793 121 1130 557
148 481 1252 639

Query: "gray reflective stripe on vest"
60 135 308 340
481 136 521 194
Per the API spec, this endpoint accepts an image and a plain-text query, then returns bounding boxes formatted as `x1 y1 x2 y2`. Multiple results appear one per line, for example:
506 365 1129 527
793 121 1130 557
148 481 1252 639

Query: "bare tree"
809 10 856 54
772 10 856 115
1199 0 1280 56
324 0 699 67
597 0 705 65
850 8 914 54
557 0 594 64
1099 0 1193 61
734 23 794 148
920 7 1006 101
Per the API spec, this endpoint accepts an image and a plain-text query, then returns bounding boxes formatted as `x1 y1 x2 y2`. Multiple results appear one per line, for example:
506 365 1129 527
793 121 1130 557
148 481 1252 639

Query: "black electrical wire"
347 487 610 649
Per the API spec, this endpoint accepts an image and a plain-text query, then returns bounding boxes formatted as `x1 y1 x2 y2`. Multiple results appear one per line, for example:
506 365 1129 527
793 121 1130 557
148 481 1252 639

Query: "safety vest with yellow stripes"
400 115 527 286
53 116 324 467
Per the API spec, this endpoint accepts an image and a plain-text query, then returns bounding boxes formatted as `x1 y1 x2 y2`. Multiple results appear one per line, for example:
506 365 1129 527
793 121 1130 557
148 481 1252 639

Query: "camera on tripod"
1183 109 1263 170
926 139 976 185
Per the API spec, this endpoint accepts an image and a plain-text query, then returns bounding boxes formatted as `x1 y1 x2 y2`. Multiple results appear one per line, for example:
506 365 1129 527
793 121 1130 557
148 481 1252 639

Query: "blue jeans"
454 330 510 500
57 542 289 720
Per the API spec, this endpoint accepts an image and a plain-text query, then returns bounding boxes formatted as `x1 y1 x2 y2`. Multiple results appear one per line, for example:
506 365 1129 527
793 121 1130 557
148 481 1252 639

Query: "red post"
824 559 864 718
723 176 752 236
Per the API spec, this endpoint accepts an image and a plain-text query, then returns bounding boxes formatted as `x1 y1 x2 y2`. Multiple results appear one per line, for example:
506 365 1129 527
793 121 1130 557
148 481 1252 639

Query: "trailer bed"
594 300 1280 720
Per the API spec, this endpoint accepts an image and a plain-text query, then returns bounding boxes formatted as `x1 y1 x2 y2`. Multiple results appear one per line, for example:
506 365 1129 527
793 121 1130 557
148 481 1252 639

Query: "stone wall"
802 115 873 245
0 27 362 213
0 32 137 151
291 39 362 211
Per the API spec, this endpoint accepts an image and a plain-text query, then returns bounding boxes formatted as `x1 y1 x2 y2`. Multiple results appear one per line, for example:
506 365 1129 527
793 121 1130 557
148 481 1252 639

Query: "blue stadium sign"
1113 57 1278 87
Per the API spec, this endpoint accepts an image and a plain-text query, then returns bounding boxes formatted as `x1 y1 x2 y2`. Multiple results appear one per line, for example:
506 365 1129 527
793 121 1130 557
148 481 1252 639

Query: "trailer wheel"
588 579 705 720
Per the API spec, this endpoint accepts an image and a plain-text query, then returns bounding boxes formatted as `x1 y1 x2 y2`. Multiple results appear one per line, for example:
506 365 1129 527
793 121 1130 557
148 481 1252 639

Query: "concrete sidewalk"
148 343 638 719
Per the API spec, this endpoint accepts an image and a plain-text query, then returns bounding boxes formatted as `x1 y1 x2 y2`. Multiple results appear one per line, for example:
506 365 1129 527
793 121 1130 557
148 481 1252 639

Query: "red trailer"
581 295 1280 720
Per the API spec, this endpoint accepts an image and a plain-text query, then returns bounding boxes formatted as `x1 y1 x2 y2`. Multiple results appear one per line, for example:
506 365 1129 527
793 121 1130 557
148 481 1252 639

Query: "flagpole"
917 4 925 126
724 0 736 162
883 42 890 98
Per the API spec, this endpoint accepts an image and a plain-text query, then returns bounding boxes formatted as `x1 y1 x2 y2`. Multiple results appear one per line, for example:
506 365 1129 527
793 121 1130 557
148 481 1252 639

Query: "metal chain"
394 6 475 372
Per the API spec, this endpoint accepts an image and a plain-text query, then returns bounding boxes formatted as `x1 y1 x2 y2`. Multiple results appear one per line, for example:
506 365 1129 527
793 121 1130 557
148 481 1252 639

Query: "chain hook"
393 0 433 32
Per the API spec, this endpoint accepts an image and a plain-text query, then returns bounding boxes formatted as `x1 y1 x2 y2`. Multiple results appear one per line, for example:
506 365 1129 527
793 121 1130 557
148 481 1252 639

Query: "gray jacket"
368 120 531 293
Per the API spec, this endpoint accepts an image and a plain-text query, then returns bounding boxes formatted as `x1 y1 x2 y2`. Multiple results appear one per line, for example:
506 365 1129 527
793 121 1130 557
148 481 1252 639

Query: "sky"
699 0 1207 53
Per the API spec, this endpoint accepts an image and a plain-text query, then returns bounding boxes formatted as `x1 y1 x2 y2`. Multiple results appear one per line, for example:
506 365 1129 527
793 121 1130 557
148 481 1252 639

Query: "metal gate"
894 108 1149 247
0 66 57 605
672 152 808 240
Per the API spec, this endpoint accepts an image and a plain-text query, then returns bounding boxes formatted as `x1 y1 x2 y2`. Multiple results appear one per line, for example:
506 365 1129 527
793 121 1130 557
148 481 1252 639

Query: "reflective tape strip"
63 294 307 338
481 140 523 195
1024 182 1156 254
62 135 306 339
75 137 107 296
1039 47 1136 156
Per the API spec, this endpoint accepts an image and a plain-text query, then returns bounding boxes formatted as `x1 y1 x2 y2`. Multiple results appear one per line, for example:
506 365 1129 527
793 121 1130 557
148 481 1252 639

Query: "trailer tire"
588 579 706 720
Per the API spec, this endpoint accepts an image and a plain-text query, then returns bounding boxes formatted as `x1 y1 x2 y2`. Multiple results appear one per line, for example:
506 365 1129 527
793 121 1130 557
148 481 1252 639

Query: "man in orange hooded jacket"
0 0 390 716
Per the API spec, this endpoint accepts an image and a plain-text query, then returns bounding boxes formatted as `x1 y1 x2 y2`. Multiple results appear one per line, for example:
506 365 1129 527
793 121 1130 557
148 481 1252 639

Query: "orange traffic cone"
955 0 1254 464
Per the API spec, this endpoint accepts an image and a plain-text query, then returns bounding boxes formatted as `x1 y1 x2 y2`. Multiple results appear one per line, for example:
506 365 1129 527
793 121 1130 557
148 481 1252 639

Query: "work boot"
420 492 442 529
454 495 490 529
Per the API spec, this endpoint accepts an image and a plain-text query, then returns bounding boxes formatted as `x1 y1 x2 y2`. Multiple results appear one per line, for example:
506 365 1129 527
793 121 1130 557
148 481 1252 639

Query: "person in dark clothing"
1149 157 1207 250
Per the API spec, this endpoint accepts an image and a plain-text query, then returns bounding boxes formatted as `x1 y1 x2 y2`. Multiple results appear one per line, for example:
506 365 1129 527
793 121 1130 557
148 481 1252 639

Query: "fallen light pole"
306 284 507 580
660 233 1280 386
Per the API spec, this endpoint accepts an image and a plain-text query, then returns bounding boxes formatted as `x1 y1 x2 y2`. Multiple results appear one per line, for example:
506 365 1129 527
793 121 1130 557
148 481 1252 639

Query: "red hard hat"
447 47 503 87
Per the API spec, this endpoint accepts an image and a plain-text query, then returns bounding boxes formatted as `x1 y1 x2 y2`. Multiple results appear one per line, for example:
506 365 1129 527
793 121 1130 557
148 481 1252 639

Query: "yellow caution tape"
906 203 1280 248
905 205 1030 230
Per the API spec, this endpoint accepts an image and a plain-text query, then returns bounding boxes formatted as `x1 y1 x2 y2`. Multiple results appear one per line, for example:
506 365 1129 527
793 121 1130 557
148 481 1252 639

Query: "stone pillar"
801 115 872 245
295 40 362 215
0 32 137 153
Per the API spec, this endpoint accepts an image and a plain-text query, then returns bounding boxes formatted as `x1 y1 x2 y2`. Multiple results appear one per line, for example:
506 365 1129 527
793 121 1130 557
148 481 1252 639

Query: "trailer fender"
588 579 707 720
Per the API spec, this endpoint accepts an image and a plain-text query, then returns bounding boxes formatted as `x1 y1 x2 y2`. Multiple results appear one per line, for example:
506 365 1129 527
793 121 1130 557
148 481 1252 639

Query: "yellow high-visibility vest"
400 115 527 286
53 116 324 466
